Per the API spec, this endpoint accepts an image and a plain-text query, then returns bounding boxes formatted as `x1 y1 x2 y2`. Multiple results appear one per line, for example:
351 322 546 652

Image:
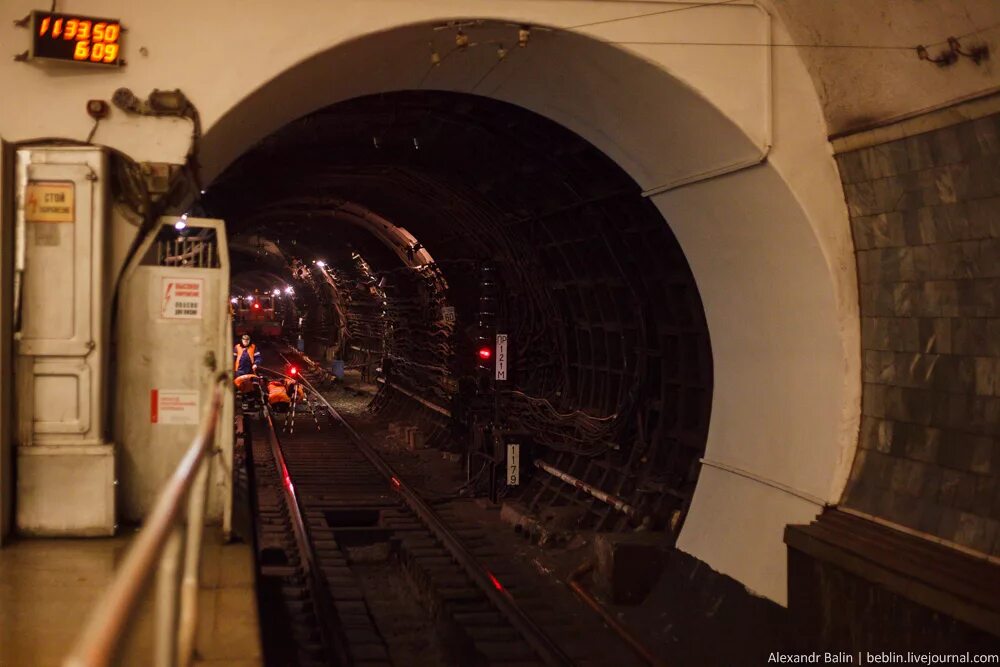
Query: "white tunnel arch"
197 18 858 604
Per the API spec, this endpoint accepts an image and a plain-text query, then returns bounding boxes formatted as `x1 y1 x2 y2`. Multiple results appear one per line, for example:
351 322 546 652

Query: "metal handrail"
63 379 227 667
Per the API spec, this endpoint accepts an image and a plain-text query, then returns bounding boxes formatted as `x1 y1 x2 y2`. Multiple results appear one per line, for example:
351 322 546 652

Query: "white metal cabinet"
115 217 232 529
14 147 116 535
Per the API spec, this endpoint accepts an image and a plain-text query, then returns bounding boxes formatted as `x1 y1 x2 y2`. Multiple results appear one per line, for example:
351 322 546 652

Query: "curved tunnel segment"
209 91 712 537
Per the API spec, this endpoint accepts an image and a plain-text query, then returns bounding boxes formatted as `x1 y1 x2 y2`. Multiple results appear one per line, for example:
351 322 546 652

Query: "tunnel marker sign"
150 389 200 425
495 334 508 381
25 181 74 223
507 443 520 486
161 277 203 319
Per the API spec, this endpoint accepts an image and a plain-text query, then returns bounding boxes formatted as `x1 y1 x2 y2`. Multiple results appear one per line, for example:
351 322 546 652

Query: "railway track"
241 350 577 666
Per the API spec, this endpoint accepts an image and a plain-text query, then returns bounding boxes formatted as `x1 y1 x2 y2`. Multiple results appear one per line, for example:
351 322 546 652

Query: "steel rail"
63 380 226 667
256 384 343 665
567 562 666 667
289 365 575 667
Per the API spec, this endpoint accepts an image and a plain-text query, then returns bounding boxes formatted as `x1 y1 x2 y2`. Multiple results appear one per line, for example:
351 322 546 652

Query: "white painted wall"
0 0 862 602
769 0 1000 134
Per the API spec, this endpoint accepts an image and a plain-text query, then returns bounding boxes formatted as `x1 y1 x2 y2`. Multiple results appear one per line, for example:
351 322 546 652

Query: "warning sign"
161 277 203 319
150 389 200 425
25 181 75 223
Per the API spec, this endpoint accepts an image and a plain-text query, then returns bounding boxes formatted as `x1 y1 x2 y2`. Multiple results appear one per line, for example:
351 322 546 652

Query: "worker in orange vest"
234 333 261 381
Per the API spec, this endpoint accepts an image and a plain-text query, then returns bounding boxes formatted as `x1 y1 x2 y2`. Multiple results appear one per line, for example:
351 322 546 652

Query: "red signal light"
478 346 492 361
289 366 297 376
253 303 261 310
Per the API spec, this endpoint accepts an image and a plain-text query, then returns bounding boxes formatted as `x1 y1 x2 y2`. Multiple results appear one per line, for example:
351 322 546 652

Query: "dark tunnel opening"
207 90 712 537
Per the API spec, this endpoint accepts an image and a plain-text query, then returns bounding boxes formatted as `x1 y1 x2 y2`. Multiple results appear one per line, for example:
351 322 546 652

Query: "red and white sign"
150 389 200 425
160 277 203 319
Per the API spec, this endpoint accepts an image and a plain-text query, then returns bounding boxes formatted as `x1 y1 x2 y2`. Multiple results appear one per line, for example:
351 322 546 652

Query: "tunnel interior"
206 91 712 537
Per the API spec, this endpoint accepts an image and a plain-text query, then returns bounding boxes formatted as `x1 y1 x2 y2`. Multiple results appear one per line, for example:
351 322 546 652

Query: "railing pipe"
62 381 226 667
177 456 211 667
155 528 182 667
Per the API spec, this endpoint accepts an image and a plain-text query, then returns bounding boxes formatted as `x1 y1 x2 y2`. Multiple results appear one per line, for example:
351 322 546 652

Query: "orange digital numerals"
38 15 121 63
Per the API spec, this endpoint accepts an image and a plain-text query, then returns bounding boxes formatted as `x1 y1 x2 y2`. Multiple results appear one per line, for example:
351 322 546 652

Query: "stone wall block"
876 247 900 280
917 317 951 354
908 246 932 282
901 208 924 246
972 279 997 316
889 458 924 497
916 207 938 244
981 239 1000 277
958 240 982 279
950 163 974 202
861 316 879 349
952 513 999 553
970 436 994 475
860 146 890 181
929 244 959 280
863 349 880 383
836 151 865 185
856 248 876 283
935 204 973 244
956 122 983 161
845 181 878 217
936 506 962 542
862 383 888 418
974 474 998 515
925 280 957 316
965 197 997 239
989 319 1000 356
859 417 879 451
851 216 875 251
951 317 990 355
972 116 1000 155
882 385 904 421
892 282 920 316
947 394 973 432
894 318 920 351
904 424 942 464
904 386 935 425
977 397 1000 436
935 169 959 205
905 134 935 171
932 126 964 166
875 179 907 215
975 357 998 396
845 113 1000 545
860 284 878 313
876 419 894 453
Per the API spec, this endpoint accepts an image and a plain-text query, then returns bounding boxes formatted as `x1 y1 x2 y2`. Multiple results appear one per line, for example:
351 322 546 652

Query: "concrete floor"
0 527 262 667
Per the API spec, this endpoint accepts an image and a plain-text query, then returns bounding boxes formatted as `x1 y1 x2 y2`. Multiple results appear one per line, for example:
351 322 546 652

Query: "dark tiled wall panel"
838 114 1000 556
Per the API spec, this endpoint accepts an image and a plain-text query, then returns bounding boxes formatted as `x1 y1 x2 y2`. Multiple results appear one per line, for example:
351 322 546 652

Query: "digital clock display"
30 11 123 66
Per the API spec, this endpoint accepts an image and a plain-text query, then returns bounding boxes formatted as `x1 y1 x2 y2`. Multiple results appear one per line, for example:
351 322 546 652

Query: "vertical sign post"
495 333 508 381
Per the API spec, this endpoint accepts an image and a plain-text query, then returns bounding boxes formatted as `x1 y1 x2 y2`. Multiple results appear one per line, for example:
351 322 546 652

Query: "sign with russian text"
161 277 203 319
25 181 74 222
150 389 200 425
495 333 508 381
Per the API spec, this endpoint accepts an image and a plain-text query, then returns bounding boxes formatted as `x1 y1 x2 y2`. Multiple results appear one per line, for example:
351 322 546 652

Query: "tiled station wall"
837 112 1000 556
